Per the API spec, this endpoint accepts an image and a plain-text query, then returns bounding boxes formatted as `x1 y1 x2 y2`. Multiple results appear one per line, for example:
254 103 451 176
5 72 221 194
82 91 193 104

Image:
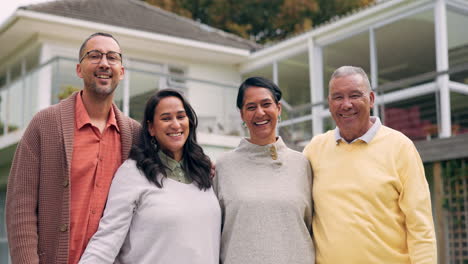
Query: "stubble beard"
84 78 118 98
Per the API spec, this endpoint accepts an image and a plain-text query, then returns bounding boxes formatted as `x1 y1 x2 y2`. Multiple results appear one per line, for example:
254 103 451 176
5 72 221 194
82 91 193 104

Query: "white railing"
0 57 245 149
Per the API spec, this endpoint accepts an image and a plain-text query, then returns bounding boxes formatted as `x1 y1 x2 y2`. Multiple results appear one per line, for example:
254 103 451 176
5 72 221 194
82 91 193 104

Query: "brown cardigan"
6 92 141 264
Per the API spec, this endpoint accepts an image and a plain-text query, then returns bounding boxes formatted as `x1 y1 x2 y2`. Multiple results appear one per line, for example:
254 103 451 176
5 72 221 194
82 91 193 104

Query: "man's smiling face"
328 73 374 142
76 35 124 97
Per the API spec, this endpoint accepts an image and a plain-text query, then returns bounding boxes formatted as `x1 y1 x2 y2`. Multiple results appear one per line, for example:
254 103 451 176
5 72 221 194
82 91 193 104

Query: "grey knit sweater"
214 137 315 264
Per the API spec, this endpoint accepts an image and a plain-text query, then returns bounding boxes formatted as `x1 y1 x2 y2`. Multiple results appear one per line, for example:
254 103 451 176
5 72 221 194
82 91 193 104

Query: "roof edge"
15 9 252 57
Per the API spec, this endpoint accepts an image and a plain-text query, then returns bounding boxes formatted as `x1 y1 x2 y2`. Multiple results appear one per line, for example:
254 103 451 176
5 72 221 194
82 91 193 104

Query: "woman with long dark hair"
79 89 220 264
214 77 315 264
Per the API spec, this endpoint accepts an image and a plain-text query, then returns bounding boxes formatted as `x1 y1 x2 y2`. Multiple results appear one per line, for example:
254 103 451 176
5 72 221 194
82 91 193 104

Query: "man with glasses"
6 32 141 264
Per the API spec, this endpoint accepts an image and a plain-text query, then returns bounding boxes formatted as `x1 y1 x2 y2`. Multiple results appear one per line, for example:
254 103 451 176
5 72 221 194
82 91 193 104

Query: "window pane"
448 8 468 84
6 81 23 132
323 31 370 99
451 91 468 136
376 9 435 92
128 70 160 122
52 58 82 105
279 119 312 147
25 46 40 72
278 51 310 118
382 93 437 141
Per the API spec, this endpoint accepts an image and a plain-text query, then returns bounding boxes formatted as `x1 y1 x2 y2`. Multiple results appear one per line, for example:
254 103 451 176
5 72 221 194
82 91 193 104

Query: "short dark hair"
129 89 212 190
236 77 282 109
78 32 121 61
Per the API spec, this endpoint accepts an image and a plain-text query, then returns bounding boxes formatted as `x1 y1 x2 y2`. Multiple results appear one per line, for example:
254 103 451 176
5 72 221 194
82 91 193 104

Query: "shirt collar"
75 91 119 132
158 150 184 171
334 116 381 144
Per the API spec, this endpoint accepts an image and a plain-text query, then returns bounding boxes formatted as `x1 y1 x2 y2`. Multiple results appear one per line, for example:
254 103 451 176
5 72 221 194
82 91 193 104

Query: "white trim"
272 61 279 135
447 0 468 12
375 82 437 105
309 38 324 135
3 69 10 136
21 58 27 128
123 60 130 116
435 0 451 138
369 27 379 117
370 3 434 31
15 10 250 57
239 44 307 74
273 61 278 84
449 81 468 95
315 26 369 47
37 44 52 111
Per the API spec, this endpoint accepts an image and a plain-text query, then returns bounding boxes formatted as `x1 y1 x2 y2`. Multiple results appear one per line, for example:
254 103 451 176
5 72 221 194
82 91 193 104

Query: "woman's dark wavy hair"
129 89 212 190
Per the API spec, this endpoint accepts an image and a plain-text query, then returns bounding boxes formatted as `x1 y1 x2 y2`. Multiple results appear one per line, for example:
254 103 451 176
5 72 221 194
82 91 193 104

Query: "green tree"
143 0 374 44
58 85 80 101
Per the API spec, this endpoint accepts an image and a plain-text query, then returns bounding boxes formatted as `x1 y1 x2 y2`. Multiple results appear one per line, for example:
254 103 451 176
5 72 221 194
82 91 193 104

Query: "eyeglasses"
79 50 122 65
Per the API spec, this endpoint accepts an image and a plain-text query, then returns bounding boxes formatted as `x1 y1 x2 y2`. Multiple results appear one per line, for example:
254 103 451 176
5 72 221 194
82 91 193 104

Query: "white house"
1 0 468 262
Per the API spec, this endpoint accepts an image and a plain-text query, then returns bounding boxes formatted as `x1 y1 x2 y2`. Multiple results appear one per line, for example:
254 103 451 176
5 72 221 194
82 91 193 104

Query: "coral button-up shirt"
68 92 122 264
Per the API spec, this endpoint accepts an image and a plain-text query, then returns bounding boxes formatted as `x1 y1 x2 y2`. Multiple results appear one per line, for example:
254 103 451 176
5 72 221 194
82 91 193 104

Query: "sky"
0 0 51 25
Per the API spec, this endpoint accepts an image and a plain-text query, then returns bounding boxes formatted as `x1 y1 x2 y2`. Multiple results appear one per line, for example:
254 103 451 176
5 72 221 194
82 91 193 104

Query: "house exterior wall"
2 0 468 263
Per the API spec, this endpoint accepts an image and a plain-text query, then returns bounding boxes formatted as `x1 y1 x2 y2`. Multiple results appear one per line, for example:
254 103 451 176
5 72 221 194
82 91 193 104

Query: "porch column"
308 37 324 135
434 0 451 138
4 69 11 136
273 61 279 135
123 60 130 116
273 61 278 84
21 58 26 128
369 27 380 118
37 44 52 111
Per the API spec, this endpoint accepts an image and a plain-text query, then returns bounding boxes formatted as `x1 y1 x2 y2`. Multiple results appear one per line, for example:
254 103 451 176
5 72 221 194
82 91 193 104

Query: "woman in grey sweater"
79 89 220 264
214 77 315 264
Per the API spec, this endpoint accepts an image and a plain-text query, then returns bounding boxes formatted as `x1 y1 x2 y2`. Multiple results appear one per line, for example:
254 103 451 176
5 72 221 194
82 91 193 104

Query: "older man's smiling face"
328 74 374 142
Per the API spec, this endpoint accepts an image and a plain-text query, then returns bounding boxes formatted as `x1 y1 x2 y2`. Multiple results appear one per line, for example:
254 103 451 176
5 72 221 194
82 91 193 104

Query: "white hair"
329 66 372 94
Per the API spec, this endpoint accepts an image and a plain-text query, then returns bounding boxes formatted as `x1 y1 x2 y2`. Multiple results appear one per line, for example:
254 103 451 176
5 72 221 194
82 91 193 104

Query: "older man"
303 66 436 263
6 32 140 264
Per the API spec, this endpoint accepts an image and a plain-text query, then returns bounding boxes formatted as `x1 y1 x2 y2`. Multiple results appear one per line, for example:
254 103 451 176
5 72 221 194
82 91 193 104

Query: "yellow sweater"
303 125 436 264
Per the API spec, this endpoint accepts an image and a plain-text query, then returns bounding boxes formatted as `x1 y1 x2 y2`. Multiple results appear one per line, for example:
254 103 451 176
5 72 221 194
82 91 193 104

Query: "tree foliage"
144 0 374 44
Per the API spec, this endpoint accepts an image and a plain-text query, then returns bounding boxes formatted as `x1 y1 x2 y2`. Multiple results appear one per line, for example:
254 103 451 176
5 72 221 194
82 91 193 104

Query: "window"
128 60 163 122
